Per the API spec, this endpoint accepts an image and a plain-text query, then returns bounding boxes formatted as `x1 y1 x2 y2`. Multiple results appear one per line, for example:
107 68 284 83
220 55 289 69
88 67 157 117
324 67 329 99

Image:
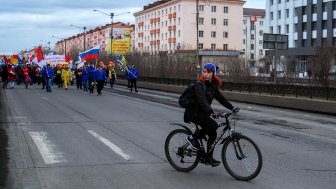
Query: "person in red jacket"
22 65 31 89
7 65 16 89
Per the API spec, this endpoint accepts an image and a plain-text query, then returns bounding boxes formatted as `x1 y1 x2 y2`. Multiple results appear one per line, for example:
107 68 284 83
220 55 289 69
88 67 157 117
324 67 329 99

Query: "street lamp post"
93 10 130 58
52 35 66 55
70 24 87 51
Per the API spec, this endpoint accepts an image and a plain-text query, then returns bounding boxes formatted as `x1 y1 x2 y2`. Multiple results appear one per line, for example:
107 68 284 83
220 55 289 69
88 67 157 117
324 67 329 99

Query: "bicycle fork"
232 137 246 160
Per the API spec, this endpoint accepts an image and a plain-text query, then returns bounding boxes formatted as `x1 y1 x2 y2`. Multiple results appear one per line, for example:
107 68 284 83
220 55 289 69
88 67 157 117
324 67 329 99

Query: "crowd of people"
0 60 139 95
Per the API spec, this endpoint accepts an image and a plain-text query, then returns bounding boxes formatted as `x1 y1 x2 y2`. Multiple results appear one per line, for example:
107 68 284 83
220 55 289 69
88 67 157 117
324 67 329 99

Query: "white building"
265 0 336 76
133 0 245 54
243 8 266 74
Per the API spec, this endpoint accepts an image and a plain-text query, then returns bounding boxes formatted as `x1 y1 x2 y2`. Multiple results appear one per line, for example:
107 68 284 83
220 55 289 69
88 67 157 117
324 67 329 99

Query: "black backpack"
178 82 204 108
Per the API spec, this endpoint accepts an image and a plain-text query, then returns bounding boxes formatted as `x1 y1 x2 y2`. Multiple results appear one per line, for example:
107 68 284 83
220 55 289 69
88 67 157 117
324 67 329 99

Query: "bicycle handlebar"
212 108 240 119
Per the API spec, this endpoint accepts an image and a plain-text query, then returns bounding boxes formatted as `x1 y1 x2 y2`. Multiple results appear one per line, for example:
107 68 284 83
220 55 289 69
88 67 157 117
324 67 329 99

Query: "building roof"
243 8 265 17
144 0 171 10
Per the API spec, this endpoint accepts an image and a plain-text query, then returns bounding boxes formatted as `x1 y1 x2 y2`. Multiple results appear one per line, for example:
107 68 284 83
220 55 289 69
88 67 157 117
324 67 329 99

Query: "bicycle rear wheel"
164 129 199 172
221 134 262 181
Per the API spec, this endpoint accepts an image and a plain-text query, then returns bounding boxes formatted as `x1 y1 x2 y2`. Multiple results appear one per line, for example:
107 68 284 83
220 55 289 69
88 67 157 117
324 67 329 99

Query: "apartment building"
134 0 245 54
243 8 266 74
266 0 336 75
55 22 133 57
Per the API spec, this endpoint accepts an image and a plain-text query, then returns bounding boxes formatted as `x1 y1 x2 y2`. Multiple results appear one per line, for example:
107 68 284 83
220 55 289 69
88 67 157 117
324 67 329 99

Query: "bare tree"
308 47 334 86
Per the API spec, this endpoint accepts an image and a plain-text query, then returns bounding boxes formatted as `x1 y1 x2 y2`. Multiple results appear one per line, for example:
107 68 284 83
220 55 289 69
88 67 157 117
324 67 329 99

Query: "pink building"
55 22 134 57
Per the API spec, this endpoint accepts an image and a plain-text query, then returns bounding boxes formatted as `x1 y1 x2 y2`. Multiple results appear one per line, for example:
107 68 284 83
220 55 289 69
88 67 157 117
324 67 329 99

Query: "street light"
93 9 130 58
40 40 51 54
52 35 66 55
70 24 87 51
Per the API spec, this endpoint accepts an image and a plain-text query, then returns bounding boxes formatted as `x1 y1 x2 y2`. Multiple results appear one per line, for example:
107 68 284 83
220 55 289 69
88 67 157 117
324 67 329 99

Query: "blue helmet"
203 63 219 74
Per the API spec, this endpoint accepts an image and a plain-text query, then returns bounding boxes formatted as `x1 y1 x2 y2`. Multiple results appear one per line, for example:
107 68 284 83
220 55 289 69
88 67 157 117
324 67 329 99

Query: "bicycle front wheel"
164 129 199 172
221 134 262 181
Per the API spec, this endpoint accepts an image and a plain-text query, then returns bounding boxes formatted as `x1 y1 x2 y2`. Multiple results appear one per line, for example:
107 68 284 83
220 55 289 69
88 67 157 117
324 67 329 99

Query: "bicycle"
164 110 263 181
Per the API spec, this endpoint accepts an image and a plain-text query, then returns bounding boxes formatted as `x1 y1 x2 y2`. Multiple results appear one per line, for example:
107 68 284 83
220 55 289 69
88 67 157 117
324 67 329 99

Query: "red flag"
65 55 71 63
2 55 10 64
252 16 257 23
34 46 44 62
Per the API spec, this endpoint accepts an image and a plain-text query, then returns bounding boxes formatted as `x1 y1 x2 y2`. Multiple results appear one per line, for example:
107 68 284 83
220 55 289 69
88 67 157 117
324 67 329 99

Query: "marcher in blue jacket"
128 65 139 92
44 63 54 92
82 65 89 92
94 63 106 96
87 62 96 93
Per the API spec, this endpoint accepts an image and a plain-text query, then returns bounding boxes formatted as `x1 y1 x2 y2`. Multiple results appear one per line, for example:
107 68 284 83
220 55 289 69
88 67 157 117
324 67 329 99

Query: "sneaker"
186 135 200 150
203 157 221 167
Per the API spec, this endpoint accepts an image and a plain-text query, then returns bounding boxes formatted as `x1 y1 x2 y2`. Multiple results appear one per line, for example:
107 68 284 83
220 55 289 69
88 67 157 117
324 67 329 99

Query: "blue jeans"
46 78 52 91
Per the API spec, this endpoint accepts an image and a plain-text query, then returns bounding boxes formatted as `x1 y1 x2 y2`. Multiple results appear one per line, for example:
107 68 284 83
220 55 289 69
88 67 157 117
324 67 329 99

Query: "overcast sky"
0 0 266 54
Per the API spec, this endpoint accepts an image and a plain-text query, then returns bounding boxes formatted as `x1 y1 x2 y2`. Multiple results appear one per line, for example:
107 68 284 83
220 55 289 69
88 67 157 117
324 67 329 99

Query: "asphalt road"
0 84 335 189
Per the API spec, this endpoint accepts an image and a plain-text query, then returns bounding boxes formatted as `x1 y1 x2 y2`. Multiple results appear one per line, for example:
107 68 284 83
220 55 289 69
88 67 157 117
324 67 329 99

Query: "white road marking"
88 130 131 161
29 132 67 164
304 114 311 117
7 116 30 119
41 97 48 100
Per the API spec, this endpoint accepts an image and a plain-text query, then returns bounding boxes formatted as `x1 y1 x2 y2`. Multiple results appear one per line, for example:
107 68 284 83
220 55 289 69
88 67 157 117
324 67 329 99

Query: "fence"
119 76 336 101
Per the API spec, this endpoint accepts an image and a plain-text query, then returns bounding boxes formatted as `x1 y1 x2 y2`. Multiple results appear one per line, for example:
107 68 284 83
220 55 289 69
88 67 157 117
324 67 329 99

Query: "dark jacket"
184 81 233 123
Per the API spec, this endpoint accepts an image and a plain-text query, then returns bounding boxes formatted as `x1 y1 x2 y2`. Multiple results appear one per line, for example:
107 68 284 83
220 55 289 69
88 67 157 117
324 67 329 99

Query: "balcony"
168 38 176 43
172 25 176 31
156 17 160 22
156 29 160 33
168 14 172 19
172 12 176 18
157 40 160 45
168 26 172 31
150 19 154 24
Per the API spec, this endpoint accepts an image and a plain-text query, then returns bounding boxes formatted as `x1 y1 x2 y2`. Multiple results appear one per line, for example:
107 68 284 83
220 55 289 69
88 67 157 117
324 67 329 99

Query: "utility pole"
196 0 200 76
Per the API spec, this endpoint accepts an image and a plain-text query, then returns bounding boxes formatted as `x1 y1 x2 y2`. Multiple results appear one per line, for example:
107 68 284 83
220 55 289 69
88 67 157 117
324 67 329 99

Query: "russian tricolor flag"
79 45 100 62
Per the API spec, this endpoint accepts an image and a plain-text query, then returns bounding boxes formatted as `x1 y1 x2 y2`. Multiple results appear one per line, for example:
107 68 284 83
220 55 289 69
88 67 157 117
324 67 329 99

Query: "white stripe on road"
87 130 131 161
29 132 67 164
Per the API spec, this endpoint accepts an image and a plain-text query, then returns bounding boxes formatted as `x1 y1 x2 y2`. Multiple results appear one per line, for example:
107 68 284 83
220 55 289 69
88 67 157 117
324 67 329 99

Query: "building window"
199 30 204 37
178 30 180 37
211 44 216 49
294 8 298 16
270 26 273 33
302 39 306 47
286 24 289 33
259 40 263 45
223 31 228 38
302 6 307 15
251 34 255 40
199 5 204 12
259 50 263 55
251 44 254 50
198 43 203 49
224 6 228 13
323 3 327 12
259 30 263 36
251 53 255 60
198 17 204 25
294 40 298 47
294 24 298 32
223 44 228 50
243 39 245 44
260 21 263 26
211 18 216 25
278 25 281 33
211 31 216 38
311 39 316 47
322 20 327 30
278 0 281 4
178 4 180 12
271 0 274 5
286 9 289 18
278 10 281 19
312 22 317 30
223 19 228 26
270 12 274 20
211 6 216 12
312 4 317 13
